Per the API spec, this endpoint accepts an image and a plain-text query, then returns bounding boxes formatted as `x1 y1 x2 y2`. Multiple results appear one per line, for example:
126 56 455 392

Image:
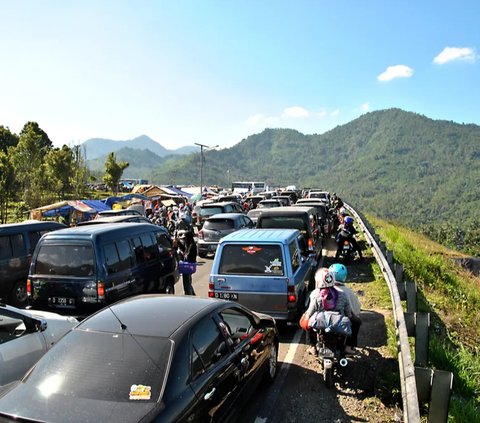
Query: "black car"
78 215 153 225
0 221 66 307
194 201 244 229
0 295 279 422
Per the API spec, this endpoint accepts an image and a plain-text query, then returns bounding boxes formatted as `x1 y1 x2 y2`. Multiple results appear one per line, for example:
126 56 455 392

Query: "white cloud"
330 109 340 117
246 113 264 126
433 46 477 64
361 102 370 112
317 108 327 118
282 106 310 118
377 65 414 82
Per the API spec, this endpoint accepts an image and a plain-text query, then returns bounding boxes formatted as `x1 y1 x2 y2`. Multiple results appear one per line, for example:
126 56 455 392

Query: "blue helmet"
344 216 354 225
329 263 347 283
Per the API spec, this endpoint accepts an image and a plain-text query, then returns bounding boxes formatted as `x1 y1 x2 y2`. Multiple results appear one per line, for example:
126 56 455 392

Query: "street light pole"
194 143 218 197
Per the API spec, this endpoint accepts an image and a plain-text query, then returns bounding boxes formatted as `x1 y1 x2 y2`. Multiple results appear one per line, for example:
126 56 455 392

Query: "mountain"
82 135 197 160
146 109 480 231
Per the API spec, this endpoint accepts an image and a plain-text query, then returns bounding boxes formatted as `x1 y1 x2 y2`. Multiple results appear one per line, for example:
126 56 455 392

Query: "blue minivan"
28 223 179 316
209 229 316 323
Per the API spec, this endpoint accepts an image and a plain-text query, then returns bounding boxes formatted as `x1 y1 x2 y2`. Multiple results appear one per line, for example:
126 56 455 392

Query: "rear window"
218 244 284 276
258 216 307 234
22 329 171 404
204 219 235 230
200 207 223 217
34 244 95 277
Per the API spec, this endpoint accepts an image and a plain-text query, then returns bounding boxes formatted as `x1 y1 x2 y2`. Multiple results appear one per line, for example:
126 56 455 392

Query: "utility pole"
194 143 218 197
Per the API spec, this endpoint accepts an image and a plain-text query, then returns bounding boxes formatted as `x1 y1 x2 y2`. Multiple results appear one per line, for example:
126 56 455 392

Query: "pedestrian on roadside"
176 230 197 295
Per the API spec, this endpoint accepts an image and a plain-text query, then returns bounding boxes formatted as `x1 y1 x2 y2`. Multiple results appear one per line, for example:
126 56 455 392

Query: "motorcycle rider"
303 268 352 354
335 216 363 260
329 263 362 354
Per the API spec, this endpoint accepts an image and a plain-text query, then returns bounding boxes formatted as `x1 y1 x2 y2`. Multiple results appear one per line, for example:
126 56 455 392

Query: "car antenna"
108 306 127 330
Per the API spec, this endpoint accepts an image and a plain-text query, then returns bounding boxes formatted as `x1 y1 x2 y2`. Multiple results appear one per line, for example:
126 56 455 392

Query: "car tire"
263 342 278 385
198 252 207 259
10 280 28 308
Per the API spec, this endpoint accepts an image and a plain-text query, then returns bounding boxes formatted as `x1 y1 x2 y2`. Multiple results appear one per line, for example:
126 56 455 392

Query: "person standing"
176 231 197 295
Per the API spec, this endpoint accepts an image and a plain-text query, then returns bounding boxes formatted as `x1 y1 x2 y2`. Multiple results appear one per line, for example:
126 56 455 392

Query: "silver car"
197 213 254 258
0 304 78 386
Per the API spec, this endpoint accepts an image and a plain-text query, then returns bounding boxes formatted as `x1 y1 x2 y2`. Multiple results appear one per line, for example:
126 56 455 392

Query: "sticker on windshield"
242 246 262 255
129 384 151 400
265 258 283 274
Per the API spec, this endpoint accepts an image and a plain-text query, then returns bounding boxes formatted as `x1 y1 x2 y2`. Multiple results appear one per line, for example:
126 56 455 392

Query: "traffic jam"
0 185 378 422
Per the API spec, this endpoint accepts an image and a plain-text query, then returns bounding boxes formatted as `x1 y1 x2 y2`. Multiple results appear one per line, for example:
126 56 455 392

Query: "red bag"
299 313 310 330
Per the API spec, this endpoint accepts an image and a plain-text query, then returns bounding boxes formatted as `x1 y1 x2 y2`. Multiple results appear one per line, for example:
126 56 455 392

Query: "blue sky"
1 1 479 149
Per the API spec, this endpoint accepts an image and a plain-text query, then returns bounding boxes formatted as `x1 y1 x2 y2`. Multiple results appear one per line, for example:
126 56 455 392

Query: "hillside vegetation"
146 109 480 254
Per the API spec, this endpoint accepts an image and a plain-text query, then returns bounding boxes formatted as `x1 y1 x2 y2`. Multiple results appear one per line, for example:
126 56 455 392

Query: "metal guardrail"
344 203 421 423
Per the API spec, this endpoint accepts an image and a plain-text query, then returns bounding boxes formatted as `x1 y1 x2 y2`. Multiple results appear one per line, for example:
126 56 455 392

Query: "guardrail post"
405 312 430 366
386 250 394 268
405 281 417 313
379 241 387 256
395 263 406 300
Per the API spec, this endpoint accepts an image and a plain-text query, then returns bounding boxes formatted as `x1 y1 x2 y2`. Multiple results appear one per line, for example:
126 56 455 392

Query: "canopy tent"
164 185 192 198
103 193 148 209
29 200 100 221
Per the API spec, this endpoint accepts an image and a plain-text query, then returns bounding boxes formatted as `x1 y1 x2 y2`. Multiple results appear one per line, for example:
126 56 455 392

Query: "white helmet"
315 268 335 289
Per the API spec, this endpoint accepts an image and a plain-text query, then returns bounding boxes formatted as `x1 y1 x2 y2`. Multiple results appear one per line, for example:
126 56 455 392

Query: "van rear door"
211 243 289 319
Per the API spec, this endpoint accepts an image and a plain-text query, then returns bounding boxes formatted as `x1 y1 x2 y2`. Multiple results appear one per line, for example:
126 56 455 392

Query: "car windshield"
218 244 284 276
22 329 172 404
204 219 235 230
259 216 307 234
200 207 223 217
34 244 95 276
258 202 279 209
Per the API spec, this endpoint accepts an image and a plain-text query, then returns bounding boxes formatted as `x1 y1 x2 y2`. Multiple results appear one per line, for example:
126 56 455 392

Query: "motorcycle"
340 239 357 263
315 330 349 388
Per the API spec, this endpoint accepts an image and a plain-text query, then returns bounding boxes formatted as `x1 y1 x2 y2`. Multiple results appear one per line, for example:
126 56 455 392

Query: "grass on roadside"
367 215 480 422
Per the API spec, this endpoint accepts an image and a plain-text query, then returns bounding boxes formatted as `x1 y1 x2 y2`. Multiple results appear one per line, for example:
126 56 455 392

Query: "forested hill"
150 108 480 230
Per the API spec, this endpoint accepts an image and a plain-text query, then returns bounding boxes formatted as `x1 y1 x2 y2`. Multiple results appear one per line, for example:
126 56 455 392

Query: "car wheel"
10 280 28 308
198 252 207 259
263 343 278 385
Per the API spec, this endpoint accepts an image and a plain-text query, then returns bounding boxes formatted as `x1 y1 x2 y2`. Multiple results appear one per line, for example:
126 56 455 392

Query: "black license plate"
214 292 238 301
48 297 75 307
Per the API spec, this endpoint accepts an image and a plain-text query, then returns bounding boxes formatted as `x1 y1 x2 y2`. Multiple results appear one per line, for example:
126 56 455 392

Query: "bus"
231 181 266 195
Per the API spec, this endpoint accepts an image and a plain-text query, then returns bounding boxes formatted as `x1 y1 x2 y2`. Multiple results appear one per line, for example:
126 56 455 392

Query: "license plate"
214 292 238 301
48 297 75 307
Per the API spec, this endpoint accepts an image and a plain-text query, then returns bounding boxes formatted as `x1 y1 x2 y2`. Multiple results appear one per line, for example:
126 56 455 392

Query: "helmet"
315 268 335 289
329 263 347 283
339 207 347 216
344 216 354 225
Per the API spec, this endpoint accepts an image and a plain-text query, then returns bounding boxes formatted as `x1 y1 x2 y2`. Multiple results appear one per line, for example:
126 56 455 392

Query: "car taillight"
98 282 105 299
26 279 31 297
198 230 204 239
287 285 296 303
308 237 314 250
208 282 215 298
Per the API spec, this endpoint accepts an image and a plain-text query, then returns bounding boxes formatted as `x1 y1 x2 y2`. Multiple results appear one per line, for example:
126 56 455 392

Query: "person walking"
176 230 197 295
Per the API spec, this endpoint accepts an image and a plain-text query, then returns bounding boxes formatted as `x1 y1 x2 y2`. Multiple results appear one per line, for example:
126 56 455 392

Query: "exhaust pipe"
339 358 348 367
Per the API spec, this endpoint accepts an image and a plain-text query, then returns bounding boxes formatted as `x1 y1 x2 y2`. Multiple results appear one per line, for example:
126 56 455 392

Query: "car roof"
78 215 151 225
256 206 315 215
78 295 224 338
219 228 299 243
0 220 66 232
206 213 245 220
201 201 239 207
40 222 162 239
98 209 142 216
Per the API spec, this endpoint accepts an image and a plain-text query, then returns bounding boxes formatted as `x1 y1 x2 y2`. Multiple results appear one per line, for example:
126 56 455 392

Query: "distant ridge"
82 134 197 160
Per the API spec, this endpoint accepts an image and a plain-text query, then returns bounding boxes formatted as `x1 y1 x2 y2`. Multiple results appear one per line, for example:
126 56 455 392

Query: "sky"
1 1 479 150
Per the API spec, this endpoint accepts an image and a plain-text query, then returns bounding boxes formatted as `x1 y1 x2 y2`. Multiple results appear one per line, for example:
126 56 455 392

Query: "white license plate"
49 297 75 307
214 292 238 301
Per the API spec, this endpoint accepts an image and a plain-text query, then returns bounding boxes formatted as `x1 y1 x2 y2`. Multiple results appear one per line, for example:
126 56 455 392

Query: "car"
245 196 265 208
0 221 66 308
247 208 264 226
270 196 292 206
29 223 179 317
279 190 299 204
97 209 143 217
78 215 153 225
257 199 283 209
293 201 333 238
307 190 330 203
197 213 254 258
209 229 315 322
255 206 323 261
216 194 242 204
194 201 244 229
0 303 78 386
0 295 279 422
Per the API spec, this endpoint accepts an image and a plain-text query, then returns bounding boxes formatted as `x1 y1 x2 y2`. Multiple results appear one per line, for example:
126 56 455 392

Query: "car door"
103 240 136 302
0 309 47 386
188 314 244 421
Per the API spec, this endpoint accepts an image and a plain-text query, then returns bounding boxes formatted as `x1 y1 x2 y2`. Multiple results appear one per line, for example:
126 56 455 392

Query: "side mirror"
39 319 48 332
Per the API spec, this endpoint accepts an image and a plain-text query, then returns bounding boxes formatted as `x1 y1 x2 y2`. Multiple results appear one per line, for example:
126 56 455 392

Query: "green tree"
103 152 129 195
71 144 90 199
0 151 15 223
45 146 75 199
10 123 53 208
0 126 18 153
